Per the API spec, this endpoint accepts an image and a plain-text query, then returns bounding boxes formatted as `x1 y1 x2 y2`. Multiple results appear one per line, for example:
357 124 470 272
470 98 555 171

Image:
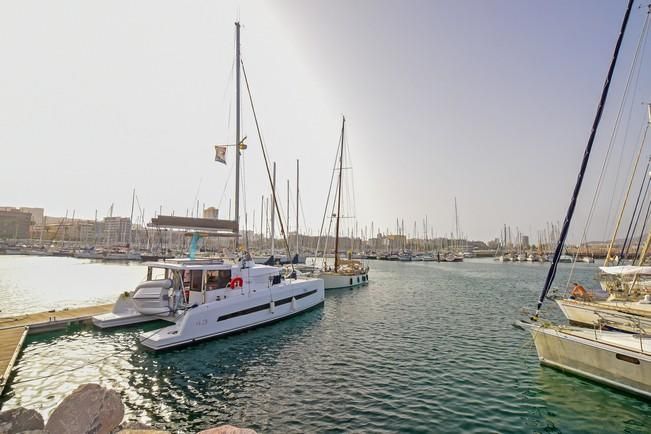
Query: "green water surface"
1 256 649 433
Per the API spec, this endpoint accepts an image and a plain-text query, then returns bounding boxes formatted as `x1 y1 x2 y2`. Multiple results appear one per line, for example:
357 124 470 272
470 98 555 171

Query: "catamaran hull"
139 280 325 350
522 322 651 399
93 311 163 329
93 292 173 328
556 299 651 333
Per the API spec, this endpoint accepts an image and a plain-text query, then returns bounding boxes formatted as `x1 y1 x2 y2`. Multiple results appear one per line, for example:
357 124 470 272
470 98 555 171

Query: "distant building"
0 207 44 226
19 207 44 226
104 217 132 245
487 238 501 249
69 220 97 243
0 209 32 240
203 207 219 219
522 235 530 249
38 218 99 243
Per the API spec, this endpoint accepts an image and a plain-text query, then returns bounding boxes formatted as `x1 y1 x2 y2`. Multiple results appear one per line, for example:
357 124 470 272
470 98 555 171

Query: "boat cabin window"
206 270 231 290
182 270 203 291
148 267 169 281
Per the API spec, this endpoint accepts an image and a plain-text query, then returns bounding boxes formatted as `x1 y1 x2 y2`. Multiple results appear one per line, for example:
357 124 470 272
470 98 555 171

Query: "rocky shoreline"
0 383 256 434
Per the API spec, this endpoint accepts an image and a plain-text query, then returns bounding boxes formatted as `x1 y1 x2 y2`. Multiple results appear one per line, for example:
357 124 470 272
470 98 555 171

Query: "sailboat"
314 116 370 290
555 102 651 332
93 22 325 349
444 198 465 262
518 0 651 399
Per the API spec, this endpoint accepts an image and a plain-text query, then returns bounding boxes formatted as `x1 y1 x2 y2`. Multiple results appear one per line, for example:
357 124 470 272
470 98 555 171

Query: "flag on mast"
214 145 227 164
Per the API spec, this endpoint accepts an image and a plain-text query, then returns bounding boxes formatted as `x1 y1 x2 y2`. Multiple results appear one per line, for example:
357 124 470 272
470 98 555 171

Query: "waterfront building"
0 209 32 240
203 207 219 219
0 207 45 226
0 207 44 234
103 217 132 245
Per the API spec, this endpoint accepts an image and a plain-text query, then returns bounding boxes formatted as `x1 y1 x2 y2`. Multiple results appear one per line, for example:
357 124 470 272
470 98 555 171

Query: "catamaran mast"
234 21 242 250
334 116 345 272
534 0 634 317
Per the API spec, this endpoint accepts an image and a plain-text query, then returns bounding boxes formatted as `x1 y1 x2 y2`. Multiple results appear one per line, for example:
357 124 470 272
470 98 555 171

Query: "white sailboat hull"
556 298 651 333
319 271 369 290
139 278 324 350
522 321 651 399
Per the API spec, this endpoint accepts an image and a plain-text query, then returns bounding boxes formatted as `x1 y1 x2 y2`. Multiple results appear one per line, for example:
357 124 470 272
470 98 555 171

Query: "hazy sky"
2 0 651 242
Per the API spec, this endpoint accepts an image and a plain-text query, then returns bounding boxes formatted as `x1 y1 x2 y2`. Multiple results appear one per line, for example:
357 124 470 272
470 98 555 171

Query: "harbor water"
1 256 650 433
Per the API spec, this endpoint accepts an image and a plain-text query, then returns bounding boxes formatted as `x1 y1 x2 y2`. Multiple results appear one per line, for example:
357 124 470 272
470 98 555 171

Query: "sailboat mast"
535 0 634 316
605 114 649 264
454 197 459 247
334 116 345 272
234 21 242 250
296 159 300 255
271 162 276 256
260 195 264 249
129 188 135 248
287 179 290 243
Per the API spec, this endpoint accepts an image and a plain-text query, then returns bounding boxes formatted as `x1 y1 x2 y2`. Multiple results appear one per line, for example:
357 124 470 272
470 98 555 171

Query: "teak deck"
0 303 112 397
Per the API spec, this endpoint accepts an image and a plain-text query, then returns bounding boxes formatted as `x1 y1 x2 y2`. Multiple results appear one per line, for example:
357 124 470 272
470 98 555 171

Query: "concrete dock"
0 304 112 397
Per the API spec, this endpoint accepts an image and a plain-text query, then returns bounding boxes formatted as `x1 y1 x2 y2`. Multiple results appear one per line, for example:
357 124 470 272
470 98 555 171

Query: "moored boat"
311 116 370 290
519 0 651 399
556 296 651 333
94 21 326 349
93 256 324 350
518 320 651 399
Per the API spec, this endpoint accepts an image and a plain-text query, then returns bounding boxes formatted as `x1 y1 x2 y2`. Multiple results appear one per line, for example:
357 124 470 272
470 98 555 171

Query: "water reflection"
4 307 323 430
2 258 649 433
534 365 651 433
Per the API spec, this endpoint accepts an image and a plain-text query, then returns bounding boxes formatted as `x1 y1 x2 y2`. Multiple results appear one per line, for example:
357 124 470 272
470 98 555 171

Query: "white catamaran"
93 257 324 350
93 22 325 349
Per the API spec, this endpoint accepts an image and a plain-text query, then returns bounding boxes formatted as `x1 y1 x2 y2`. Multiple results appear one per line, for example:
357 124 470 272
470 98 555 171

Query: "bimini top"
599 265 651 275
142 258 282 273
143 258 229 271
